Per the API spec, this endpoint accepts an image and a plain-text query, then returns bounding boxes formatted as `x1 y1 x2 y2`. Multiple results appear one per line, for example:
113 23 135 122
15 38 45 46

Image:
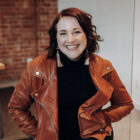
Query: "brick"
0 0 58 81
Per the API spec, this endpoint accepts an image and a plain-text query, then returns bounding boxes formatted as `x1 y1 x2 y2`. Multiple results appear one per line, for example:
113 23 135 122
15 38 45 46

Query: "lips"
66 44 79 50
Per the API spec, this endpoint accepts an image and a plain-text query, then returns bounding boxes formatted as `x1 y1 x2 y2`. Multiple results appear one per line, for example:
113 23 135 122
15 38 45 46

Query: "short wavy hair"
47 7 102 58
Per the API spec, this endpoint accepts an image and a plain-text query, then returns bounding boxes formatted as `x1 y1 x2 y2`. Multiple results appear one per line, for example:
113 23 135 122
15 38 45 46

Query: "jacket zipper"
32 97 59 140
94 112 105 129
94 112 111 136
78 105 111 136
31 70 58 139
78 105 97 137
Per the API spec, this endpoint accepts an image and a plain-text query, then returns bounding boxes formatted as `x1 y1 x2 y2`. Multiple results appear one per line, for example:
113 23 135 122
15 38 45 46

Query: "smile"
66 44 79 50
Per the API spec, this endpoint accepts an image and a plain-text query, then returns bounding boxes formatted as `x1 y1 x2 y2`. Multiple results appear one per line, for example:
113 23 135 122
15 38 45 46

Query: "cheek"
81 35 87 47
57 37 65 47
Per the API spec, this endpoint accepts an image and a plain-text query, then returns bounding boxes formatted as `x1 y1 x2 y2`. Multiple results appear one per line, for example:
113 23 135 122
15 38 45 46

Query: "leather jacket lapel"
78 57 114 114
31 58 59 132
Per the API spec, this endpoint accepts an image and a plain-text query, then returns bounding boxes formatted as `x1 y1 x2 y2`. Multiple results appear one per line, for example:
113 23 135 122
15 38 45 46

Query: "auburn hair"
47 7 102 58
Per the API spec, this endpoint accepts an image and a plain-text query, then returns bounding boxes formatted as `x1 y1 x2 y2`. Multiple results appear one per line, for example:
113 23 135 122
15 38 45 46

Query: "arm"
97 63 134 126
103 64 134 123
8 64 37 137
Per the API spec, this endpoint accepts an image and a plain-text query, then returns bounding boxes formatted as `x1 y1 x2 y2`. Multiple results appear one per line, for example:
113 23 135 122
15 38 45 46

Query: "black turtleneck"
57 50 97 140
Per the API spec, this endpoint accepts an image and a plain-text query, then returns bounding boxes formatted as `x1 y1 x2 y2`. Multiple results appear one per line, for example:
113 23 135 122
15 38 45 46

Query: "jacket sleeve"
8 64 37 137
101 63 134 125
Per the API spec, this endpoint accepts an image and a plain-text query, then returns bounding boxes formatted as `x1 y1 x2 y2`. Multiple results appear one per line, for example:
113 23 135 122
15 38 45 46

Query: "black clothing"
57 50 113 140
57 51 97 140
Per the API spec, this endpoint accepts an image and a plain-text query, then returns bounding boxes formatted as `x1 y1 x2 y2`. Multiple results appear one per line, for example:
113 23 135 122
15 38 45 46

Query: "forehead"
56 16 82 31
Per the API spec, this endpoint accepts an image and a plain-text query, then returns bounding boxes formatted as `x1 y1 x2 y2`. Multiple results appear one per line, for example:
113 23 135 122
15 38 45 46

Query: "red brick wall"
0 0 58 82
37 0 58 54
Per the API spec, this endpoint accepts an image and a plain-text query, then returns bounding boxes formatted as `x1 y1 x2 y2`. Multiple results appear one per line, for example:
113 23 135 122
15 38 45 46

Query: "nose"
68 34 75 43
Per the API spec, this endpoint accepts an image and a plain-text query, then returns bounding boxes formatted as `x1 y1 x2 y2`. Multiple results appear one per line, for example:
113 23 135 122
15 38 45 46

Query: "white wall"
58 0 134 93
132 0 140 111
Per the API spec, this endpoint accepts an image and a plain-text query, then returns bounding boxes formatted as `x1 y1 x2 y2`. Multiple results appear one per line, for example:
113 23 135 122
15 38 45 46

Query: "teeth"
67 45 78 49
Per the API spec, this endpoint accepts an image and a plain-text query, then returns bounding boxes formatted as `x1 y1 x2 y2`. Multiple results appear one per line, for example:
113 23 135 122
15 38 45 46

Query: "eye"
59 32 67 36
74 30 81 34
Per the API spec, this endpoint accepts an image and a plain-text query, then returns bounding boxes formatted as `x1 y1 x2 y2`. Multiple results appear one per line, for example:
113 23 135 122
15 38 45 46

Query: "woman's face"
56 16 87 60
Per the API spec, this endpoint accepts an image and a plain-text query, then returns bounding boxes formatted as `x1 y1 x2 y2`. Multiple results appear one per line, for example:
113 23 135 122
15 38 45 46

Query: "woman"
8 8 134 140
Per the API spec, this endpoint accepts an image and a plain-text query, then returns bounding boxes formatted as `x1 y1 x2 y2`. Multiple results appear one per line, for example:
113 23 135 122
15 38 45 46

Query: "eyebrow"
58 28 82 33
73 27 81 30
58 29 67 33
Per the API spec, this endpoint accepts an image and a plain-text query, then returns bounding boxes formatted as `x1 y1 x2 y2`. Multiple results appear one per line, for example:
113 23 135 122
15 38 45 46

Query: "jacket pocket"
31 75 47 91
78 109 108 137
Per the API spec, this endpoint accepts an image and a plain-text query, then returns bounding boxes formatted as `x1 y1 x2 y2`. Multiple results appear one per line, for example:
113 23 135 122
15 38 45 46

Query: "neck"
58 50 86 66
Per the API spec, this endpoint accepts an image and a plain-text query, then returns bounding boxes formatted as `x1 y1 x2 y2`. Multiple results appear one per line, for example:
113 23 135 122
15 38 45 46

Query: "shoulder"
91 54 114 76
28 52 49 68
25 51 56 78
93 54 112 66
24 52 49 76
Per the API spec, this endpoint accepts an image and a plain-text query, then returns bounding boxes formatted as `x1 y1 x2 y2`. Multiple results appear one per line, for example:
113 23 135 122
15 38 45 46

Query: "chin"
68 55 81 61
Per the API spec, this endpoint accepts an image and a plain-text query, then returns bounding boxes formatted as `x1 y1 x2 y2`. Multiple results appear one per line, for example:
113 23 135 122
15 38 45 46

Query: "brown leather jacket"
8 53 134 140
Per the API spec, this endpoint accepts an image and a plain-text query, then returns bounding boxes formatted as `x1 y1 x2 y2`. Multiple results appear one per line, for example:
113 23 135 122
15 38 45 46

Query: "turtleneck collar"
58 50 86 66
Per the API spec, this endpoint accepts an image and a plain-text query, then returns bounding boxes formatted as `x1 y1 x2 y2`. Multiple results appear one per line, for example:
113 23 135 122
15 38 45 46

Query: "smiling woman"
56 16 87 60
8 7 134 140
